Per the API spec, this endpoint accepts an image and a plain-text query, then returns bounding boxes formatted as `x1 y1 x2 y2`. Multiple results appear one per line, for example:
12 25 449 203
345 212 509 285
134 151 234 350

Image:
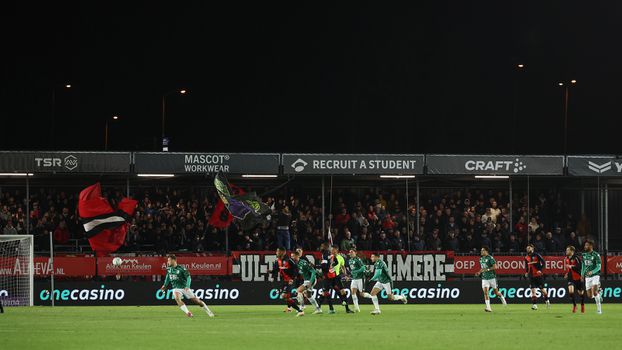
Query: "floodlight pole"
321 177 325 236
49 231 55 307
563 86 569 155
509 178 513 231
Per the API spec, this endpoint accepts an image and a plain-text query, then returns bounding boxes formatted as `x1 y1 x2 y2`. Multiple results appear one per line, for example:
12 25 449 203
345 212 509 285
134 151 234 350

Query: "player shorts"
372 281 392 294
302 278 316 290
528 276 545 289
567 278 585 291
350 278 364 291
173 288 196 299
279 280 296 295
324 276 345 291
481 278 498 289
585 275 601 290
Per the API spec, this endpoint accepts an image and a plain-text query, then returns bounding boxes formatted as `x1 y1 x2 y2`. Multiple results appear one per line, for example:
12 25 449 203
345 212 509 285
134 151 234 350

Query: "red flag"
208 200 233 228
78 183 137 256
208 185 245 229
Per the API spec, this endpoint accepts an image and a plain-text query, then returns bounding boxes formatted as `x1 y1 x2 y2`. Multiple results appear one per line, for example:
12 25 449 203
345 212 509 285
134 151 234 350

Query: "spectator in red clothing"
335 208 350 228
367 206 379 225
53 221 70 244
382 214 396 230
515 216 527 240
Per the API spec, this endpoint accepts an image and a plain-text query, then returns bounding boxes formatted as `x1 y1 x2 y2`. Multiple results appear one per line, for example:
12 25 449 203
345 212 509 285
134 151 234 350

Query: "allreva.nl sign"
426 155 564 175
567 156 622 176
133 153 280 174
282 154 424 175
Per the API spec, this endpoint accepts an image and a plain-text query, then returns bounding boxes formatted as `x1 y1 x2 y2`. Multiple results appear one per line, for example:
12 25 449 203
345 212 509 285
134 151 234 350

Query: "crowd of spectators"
0 184 597 255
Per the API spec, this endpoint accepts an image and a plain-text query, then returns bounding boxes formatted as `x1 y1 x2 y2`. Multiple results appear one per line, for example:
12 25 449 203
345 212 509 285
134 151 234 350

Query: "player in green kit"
347 248 367 312
291 251 321 316
581 240 603 314
475 246 507 312
160 255 214 318
363 253 407 315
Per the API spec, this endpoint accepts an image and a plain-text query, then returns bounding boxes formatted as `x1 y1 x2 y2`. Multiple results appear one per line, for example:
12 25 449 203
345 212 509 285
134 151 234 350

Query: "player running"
581 240 602 314
160 255 214 318
348 248 367 313
564 245 585 313
317 244 353 313
291 250 321 316
475 246 507 312
525 244 550 310
271 247 303 314
363 253 407 315
295 247 310 310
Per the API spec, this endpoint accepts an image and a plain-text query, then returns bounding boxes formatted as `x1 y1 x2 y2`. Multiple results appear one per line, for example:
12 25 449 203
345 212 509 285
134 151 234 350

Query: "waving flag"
209 184 247 229
214 172 271 231
208 200 233 229
78 183 137 256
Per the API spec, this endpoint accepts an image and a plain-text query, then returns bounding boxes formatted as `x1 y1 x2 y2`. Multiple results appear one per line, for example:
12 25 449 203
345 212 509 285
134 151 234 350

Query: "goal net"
0 235 34 307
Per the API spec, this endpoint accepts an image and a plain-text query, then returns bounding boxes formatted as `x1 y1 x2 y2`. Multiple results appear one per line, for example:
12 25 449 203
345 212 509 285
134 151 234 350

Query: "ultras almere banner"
0 151 130 173
230 251 454 282
24 280 622 306
282 154 425 175
426 154 564 175
133 152 280 174
567 155 622 176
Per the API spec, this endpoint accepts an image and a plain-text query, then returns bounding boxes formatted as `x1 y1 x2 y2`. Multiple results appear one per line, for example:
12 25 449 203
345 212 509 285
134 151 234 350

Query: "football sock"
595 294 602 312
485 299 491 309
297 293 304 305
337 293 350 311
352 294 359 309
371 296 380 310
307 295 319 309
180 304 190 314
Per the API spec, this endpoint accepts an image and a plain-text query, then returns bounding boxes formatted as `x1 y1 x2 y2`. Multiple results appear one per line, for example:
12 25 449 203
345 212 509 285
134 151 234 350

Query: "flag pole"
328 176 333 245
225 228 229 255
49 231 55 307
321 176 325 238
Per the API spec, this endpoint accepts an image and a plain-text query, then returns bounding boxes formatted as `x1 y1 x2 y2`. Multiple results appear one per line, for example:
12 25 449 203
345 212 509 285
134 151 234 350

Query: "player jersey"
581 251 601 277
479 255 496 280
371 260 391 284
565 254 582 281
163 265 191 289
297 258 316 281
525 252 545 277
330 253 346 277
273 256 298 282
320 250 331 275
348 256 366 279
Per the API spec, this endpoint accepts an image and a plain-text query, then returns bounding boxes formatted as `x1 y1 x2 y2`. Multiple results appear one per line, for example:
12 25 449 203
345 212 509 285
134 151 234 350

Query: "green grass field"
1 304 619 350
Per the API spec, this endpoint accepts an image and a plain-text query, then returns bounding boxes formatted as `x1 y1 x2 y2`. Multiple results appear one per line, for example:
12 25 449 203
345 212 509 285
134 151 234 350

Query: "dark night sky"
1 1 621 154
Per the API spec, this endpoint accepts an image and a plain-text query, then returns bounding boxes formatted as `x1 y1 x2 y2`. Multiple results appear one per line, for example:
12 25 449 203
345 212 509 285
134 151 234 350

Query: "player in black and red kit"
316 243 336 313
524 244 550 310
564 245 585 313
316 243 353 314
271 247 302 314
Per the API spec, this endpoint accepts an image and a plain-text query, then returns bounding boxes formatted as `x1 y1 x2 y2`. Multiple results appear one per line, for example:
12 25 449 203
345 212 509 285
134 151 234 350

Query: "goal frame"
0 235 34 306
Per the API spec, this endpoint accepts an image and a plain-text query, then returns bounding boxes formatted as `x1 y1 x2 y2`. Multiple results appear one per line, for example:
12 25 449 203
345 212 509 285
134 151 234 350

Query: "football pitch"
1 304 619 350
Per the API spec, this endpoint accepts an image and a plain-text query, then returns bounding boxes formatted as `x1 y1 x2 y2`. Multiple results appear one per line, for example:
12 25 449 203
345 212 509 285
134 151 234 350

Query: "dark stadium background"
1 2 621 154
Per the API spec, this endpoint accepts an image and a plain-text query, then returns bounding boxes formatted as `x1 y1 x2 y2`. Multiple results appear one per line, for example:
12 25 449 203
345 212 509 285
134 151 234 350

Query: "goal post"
0 235 34 307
